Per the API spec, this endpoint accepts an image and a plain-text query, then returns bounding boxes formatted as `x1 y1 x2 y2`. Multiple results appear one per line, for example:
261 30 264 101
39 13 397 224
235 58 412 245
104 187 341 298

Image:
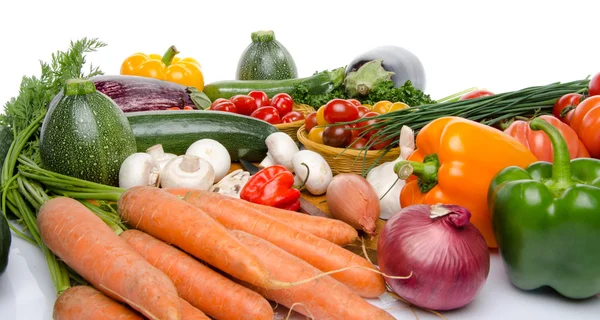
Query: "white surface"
1 0 600 319
2 233 600 320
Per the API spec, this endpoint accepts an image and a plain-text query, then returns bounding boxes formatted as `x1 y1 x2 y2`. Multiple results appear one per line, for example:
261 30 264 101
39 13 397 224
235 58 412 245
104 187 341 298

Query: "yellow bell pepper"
120 46 205 91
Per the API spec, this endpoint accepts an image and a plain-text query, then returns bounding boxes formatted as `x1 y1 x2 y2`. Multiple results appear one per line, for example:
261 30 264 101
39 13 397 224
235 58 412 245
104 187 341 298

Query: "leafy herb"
358 80 436 106
1 38 106 163
291 74 435 109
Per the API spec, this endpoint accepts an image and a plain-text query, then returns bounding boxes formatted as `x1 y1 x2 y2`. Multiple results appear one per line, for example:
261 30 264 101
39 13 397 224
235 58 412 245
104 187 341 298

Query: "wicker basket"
297 124 400 175
275 103 315 142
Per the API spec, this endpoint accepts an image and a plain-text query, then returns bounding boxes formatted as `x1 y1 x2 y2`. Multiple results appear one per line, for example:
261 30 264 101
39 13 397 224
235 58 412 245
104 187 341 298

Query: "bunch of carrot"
35 184 397 320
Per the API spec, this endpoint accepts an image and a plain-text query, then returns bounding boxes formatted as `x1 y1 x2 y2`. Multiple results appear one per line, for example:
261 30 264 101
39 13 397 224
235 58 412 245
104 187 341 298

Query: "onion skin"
377 204 490 311
326 174 380 237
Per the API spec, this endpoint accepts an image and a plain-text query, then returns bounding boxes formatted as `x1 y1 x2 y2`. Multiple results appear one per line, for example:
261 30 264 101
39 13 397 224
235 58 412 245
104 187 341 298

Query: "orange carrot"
177 189 386 298
37 197 181 320
117 186 283 289
166 188 358 246
179 298 210 320
121 229 274 320
53 286 143 320
232 230 395 320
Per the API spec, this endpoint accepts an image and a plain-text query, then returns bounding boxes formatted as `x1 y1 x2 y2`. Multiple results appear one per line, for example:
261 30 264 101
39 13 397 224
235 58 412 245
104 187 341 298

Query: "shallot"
326 173 380 237
377 204 490 311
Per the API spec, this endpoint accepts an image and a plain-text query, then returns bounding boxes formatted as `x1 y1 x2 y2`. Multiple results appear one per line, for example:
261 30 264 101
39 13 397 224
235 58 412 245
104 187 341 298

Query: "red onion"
377 204 490 311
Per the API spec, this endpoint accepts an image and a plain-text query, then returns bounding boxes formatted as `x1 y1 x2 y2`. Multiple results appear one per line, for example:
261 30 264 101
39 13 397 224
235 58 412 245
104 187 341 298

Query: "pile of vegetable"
2 33 600 320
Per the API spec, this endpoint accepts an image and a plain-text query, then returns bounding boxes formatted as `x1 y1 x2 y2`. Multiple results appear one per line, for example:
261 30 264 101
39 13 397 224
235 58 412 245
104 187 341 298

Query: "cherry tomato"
305 112 318 132
251 106 281 124
357 106 370 118
210 98 229 109
307 127 325 144
183 106 194 110
388 102 410 112
552 93 582 125
316 107 328 125
349 137 369 149
281 111 305 123
231 95 258 115
323 99 359 124
362 104 372 110
370 136 394 150
589 72 600 97
371 101 392 114
356 111 380 138
459 89 494 101
323 125 353 148
346 99 362 107
349 123 360 140
166 107 180 111
248 91 270 109
271 93 294 116
210 100 237 113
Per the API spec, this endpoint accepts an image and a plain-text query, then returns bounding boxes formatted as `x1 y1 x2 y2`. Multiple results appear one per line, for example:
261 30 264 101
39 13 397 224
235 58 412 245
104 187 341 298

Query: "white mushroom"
160 155 215 190
366 125 415 219
146 144 177 171
209 169 251 198
185 139 231 182
259 132 300 171
118 153 161 189
292 150 333 195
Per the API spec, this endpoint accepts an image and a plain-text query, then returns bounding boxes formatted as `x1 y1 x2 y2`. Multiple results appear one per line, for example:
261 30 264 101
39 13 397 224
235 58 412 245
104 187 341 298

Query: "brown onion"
326 173 380 237
377 204 490 311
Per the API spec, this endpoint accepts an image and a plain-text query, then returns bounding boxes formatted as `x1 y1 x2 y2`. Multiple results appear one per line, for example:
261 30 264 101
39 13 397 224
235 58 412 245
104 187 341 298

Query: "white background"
1 0 600 319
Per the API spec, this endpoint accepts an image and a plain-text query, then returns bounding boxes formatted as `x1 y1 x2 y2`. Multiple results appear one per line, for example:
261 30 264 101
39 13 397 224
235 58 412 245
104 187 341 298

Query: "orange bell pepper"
120 46 204 91
393 116 538 248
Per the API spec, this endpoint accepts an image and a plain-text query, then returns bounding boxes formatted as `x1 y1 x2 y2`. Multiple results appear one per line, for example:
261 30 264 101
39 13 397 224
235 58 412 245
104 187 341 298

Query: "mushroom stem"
180 155 201 173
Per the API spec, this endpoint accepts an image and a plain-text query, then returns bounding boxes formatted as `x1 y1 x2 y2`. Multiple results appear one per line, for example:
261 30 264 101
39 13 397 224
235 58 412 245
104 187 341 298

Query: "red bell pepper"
240 165 301 211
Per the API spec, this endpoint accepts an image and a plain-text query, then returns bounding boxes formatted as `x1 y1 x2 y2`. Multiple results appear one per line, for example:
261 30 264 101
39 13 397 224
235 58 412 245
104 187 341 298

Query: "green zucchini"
204 67 346 101
0 211 10 274
236 30 298 81
40 79 138 186
126 110 279 161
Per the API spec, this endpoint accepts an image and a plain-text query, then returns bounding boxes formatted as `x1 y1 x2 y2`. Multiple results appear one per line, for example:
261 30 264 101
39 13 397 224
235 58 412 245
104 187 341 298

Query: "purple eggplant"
90 75 211 112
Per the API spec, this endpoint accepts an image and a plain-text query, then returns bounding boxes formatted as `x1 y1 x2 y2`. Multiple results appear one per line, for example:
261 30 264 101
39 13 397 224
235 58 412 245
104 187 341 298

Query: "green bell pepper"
488 117 600 299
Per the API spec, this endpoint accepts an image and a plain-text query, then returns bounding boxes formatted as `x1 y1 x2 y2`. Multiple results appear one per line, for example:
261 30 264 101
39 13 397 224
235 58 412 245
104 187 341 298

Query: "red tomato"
346 99 362 107
323 125 353 148
248 91 270 109
271 93 294 116
251 106 281 124
552 93 582 125
210 100 237 113
349 123 360 140
356 111 380 138
370 136 394 150
231 95 258 115
357 106 370 118
323 99 360 123
281 111 305 123
304 112 318 132
459 90 495 101
210 98 229 109
504 115 589 162
569 95 600 158
349 137 369 149
589 72 600 97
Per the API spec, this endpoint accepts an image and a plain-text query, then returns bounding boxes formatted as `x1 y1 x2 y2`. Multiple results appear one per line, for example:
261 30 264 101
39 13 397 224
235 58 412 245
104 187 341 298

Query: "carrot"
117 186 284 289
121 229 274 320
37 197 181 320
179 298 210 320
166 188 358 246
53 286 143 320
176 189 386 298
232 230 395 320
